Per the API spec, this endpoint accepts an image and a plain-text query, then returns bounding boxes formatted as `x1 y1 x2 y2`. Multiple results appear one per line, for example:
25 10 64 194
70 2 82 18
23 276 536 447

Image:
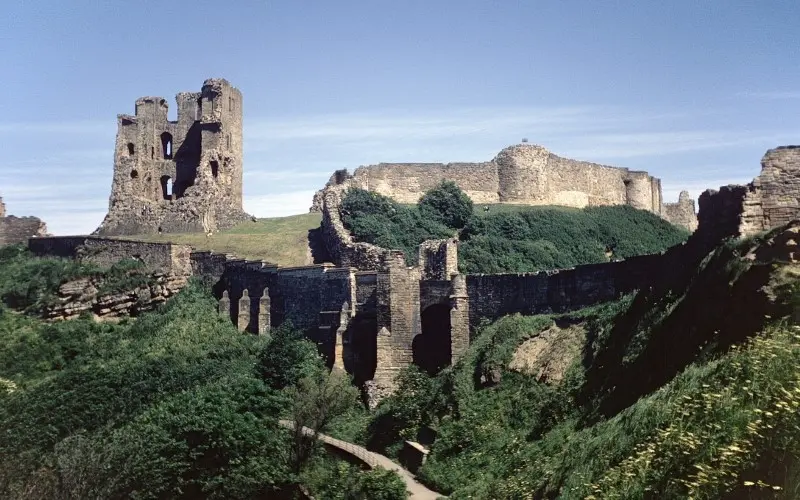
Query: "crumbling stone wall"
312 143 697 231
319 185 394 270
663 191 698 232
0 197 49 247
29 236 192 274
697 146 800 240
94 78 251 236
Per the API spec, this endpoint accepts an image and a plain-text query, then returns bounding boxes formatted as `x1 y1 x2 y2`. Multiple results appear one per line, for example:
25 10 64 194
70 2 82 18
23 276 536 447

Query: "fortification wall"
28 236 193 274
0 197 49 247
351 162 499 204
663 191 699 233
696 146 800 240
320 185 394 271
466 253 665 324
313 143 696 231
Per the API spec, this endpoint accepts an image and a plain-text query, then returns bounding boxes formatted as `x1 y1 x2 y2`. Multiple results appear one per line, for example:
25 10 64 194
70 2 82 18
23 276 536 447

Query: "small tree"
288 368 361 472
419 181 474 229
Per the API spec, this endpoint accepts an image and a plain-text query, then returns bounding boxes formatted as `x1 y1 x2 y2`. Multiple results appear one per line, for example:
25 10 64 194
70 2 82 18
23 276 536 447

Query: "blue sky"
1 0 798 235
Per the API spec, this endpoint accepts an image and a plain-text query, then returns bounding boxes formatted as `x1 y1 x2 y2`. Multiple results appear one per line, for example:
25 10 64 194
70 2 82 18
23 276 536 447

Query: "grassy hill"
122 213 321 267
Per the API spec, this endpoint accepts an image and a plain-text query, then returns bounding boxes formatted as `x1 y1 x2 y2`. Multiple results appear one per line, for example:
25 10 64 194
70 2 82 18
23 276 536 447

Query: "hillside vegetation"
123 213 321 267
333 225 800 498
340 183 690 272
0 250 407 499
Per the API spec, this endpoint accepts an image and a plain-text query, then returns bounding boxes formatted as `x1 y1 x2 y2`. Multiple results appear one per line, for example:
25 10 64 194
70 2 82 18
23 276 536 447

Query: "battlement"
94 78 250 236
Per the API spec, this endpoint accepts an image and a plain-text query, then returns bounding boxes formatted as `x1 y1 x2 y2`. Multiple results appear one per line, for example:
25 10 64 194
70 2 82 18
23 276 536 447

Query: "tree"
418 181 474 229
288 368 361 472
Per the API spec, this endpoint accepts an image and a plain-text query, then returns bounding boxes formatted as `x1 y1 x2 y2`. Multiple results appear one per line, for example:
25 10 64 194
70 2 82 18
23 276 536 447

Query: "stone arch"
161 132 173 159
413 304 452 375
160 175 173 200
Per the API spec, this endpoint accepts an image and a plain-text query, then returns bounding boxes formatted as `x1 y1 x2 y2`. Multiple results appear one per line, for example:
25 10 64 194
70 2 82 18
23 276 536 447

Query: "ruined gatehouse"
93 78 251 236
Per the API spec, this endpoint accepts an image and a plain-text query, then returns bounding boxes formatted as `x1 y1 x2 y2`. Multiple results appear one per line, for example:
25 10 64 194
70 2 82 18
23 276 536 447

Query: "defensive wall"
311 143 698 232
698 146 800 241
25 231 686 403
0 197 49 247
21 144 800 401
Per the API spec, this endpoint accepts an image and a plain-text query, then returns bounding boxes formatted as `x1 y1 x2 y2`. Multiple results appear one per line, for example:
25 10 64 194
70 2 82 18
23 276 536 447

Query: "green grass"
123 213 321 266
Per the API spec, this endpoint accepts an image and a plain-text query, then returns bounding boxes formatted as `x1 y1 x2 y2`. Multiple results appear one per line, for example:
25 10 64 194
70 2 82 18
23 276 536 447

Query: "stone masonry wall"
29 236 192 274
94 78 251 236
466 252 674 327
663 191 699 233
696 146 800 240
320 185 394 270
313 143 697 231
0 197 49 247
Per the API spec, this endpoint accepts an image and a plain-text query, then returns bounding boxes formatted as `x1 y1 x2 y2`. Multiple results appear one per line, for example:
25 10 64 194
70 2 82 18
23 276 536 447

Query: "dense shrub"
341 188 453 265
341 186 689 273
0 244 100 311
419 180 474 229
303 458 409 499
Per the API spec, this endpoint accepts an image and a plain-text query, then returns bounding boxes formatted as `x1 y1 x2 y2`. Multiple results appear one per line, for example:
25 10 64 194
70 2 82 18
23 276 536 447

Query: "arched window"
161 175 173 200
127 143 135 156
130 169 139 179
161 132 173 159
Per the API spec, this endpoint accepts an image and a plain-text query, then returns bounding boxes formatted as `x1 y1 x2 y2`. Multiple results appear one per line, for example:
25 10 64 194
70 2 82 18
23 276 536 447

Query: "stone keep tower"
94 78 251 236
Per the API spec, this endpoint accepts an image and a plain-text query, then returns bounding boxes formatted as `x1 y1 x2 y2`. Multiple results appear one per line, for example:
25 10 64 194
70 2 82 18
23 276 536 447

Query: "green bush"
341 186 689 273
419 180 474 229
0 245 100 312
341 188 453 265
303 458 408 499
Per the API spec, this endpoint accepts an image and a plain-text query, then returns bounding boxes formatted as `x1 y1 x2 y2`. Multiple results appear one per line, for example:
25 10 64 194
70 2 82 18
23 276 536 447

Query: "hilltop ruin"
93 78 251 236
311 143 699 232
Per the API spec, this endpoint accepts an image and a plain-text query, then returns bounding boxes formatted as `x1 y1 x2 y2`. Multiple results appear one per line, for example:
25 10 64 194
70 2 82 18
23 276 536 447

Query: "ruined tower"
94 78 251 236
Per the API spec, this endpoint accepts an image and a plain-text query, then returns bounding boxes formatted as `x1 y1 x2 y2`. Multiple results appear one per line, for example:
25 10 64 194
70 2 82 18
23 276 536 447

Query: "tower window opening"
130 169 139 179
161 175 173 200
127 143 135 156
226 134 231 149
210 160 219 179
161 132 173 159
151 147 154 159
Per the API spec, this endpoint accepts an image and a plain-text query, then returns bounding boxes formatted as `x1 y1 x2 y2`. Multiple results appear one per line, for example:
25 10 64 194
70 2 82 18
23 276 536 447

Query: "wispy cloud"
2 103 788 234
736 90 800 100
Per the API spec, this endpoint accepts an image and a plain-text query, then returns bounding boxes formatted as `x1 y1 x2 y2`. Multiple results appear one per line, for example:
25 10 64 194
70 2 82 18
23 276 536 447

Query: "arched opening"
413 304 452 375
151 147 154 159
160 175 173 200
130 169 138 179
127 143 135 156
345 312 377 384
161 132 173 159
210 160 219 179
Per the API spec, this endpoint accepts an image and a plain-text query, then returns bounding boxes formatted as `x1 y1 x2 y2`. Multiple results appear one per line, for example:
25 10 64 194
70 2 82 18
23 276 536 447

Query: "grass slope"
123 213 321 267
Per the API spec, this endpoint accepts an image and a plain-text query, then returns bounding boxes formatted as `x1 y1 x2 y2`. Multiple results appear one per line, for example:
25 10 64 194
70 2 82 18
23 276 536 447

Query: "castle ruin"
93 78 251 236
0 196 49 247
312 143 698 232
